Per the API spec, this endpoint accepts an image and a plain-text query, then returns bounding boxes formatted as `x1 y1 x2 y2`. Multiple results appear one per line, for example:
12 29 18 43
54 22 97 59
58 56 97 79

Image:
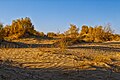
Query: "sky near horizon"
0 0 120 34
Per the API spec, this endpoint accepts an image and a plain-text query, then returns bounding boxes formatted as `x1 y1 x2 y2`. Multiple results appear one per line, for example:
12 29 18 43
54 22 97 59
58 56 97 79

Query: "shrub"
54 36 83 49
80 25 89 36
59 38 68 50
2 17 38 39
64 24 79 38
47 32 57 37
38 32 45 37
56 33 65 38
79 24 114 42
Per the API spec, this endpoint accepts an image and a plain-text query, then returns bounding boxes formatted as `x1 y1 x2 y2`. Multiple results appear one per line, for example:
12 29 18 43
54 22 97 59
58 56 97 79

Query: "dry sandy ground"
0 47 120 80
0 39 120 80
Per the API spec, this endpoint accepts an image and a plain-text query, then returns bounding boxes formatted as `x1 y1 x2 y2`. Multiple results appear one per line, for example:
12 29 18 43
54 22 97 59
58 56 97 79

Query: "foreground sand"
0 40 120 80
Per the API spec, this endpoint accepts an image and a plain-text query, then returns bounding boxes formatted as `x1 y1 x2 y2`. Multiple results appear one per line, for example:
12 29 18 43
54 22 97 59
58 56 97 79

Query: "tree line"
0 17 120 42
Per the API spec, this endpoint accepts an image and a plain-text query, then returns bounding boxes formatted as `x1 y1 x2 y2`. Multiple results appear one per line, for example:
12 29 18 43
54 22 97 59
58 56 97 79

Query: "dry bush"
56 33 65 38
54 37 83 50
59 37 70 50
47 32 57 38
2 17 39 40
79 25 115 42
38 32 45 37
54 37 70 50
64 24 79 38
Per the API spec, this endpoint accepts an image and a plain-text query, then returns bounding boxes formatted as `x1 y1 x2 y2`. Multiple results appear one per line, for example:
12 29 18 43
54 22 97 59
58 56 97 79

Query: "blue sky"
0 0 120 34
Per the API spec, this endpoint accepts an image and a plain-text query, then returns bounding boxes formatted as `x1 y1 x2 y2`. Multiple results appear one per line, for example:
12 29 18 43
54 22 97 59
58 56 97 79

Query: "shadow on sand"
0 40 120 52
0 59 120 80
68 45 120 52
0 40 54 48
68 41 120 52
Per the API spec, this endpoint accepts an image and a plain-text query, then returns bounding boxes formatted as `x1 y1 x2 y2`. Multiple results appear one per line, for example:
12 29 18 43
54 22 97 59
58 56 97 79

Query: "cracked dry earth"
0 47 120 80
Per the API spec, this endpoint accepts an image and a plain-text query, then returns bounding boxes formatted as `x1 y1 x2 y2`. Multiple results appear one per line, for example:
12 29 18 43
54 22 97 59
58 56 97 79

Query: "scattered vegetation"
0 17 120 80
79 24 115 42
0 17 119 43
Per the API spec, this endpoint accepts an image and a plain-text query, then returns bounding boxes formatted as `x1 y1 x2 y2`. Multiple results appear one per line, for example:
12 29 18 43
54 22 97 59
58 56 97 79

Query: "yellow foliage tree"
64 24 79 38
3 17 37 39
80 24 114 42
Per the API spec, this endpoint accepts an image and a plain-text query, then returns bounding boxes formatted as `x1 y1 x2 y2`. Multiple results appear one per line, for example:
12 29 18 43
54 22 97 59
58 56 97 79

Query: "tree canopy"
0 17 120 42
